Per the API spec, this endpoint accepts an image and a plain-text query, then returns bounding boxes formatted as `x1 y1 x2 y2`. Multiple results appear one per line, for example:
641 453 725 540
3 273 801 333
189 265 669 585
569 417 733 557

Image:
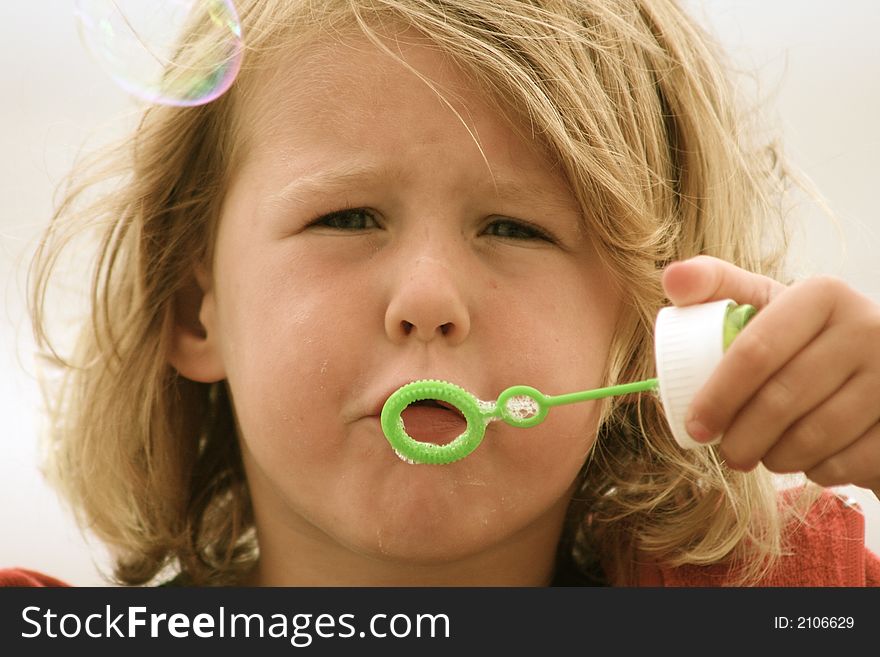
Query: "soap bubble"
504 395 539 420
74 0 244 106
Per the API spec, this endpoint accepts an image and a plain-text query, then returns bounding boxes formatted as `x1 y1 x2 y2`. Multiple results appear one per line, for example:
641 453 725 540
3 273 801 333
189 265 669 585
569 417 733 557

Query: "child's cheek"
218 284 349 446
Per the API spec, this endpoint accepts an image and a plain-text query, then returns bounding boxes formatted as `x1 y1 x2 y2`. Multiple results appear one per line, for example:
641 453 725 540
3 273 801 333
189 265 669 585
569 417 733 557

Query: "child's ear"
167 264 226 383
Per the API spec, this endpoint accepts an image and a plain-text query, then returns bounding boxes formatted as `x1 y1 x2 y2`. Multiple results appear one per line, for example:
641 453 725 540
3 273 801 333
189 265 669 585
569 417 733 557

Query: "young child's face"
200 30 621 575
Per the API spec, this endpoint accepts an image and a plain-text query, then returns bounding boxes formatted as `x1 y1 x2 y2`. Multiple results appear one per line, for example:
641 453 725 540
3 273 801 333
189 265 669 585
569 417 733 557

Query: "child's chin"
360 523 502 566
345 502 506 562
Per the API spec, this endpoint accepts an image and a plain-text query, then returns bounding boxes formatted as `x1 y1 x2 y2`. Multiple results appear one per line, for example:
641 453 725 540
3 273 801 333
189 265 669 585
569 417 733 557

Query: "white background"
1 2 878 585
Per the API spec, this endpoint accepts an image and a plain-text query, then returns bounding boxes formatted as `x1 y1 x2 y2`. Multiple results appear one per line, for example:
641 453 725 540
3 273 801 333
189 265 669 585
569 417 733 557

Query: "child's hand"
662 256 880 499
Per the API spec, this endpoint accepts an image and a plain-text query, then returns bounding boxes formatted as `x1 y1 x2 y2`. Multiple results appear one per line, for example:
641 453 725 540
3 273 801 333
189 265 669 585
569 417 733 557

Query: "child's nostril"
440 323 452 335
401 320 414 334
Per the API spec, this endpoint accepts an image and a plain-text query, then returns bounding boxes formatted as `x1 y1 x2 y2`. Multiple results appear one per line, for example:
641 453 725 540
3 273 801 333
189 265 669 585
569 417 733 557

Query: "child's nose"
384 255 471 346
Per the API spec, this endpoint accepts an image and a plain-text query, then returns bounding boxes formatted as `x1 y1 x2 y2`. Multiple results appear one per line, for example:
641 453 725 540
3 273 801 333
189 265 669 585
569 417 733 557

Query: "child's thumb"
662 255 784 308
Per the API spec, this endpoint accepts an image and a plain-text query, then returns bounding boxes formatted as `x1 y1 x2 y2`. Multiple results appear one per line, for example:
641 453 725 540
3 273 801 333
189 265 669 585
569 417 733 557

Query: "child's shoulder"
0 567 71 587
639 489 880 587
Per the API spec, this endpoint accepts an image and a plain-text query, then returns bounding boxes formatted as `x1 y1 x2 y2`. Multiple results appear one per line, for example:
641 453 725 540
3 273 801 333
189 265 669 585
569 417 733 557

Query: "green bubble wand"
381 300 756 465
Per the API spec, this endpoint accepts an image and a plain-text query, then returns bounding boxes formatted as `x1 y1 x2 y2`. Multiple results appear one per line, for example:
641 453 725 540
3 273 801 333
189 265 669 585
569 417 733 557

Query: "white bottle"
654 299 748 449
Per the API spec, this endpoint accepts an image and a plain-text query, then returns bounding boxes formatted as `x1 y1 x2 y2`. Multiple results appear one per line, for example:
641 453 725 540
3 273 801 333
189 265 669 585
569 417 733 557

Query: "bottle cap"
654 299 733 449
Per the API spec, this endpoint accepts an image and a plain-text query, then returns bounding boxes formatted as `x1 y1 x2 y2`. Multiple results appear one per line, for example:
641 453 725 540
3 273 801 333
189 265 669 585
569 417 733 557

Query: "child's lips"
398 404 467 446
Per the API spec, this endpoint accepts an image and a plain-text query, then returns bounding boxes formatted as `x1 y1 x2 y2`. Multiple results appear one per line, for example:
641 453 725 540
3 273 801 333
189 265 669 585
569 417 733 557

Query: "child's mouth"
399 399 467 446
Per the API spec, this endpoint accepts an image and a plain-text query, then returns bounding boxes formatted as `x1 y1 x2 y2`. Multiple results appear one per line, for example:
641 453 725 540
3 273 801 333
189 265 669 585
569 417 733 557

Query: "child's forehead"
229 21 582 220
239 26 492 133
238 34 549 163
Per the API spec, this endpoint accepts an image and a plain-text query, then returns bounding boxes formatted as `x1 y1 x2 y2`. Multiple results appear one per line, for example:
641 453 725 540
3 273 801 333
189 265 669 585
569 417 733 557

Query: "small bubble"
476 398 499 424
505 395 539 420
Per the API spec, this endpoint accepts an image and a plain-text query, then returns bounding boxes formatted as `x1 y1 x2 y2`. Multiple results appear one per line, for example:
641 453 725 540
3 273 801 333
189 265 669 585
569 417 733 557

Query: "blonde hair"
31 0 819 586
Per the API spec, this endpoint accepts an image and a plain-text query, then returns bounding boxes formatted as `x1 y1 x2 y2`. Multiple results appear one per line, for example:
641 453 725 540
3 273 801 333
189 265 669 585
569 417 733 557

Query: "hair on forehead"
230 0 703 234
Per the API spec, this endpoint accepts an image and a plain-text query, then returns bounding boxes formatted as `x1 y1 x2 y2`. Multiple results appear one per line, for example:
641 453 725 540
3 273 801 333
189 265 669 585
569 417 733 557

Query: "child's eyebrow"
260 160 575 214
265 161 400 208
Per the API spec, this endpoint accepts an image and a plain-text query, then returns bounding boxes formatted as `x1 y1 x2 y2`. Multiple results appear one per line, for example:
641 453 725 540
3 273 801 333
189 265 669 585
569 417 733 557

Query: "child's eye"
482 218 554 242
310 208 379 231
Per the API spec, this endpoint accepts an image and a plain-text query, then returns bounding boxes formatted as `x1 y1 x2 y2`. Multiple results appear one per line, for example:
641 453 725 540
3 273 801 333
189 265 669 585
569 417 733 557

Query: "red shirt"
637 491 880 586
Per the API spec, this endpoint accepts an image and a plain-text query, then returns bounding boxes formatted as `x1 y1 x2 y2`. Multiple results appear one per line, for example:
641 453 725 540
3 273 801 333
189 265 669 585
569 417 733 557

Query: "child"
6 0 880 587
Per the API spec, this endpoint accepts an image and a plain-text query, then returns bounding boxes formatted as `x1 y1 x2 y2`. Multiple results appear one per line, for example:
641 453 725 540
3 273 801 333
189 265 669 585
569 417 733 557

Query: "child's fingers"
716 326 860 470
662 255 785 308
760 370 880 474
685 278 837 442
803 423 880 491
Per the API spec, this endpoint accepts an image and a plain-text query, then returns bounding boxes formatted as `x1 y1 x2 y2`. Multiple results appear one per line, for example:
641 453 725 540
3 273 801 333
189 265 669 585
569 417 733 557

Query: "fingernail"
686 417 716 443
